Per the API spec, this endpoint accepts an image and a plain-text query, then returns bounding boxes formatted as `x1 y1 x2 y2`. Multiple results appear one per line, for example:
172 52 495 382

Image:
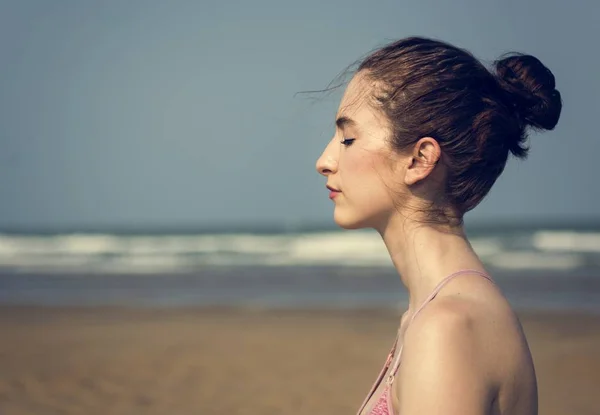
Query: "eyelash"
341 138 355 146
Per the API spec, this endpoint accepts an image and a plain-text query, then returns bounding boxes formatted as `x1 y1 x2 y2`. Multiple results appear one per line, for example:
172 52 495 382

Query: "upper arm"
394 305 494 415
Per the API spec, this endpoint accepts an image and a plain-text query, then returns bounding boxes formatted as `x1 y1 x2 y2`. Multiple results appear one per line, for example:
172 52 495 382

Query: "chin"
333 210 369 230
333 205 390 231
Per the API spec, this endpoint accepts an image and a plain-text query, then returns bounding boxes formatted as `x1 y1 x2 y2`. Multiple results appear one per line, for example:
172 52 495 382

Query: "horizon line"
1 217 600 235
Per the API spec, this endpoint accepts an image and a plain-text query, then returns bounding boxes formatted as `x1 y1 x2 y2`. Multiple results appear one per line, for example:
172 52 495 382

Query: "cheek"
343 151 395 201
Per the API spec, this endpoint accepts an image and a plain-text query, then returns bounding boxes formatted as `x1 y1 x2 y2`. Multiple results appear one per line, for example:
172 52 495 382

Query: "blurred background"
0 1 598 414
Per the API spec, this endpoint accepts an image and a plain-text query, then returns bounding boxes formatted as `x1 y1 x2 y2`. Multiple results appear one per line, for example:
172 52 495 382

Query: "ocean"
1 224 599 312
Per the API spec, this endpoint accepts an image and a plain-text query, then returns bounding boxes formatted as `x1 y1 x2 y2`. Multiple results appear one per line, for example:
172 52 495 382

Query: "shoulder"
403 286 519 365
406 295 487 346
402 298 489 378
394 298 500 414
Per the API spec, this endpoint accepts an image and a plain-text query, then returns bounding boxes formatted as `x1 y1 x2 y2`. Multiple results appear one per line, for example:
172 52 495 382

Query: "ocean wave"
0 230 598 274
532 231 600 253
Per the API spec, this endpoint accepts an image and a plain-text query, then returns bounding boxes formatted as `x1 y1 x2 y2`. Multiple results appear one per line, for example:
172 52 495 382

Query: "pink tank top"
356 269 494 415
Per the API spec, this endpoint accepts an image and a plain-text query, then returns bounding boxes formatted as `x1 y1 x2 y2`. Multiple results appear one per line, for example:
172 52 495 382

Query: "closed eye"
341 138 355 146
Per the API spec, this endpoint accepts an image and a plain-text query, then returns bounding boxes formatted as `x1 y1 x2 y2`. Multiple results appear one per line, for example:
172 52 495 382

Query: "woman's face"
316 73 406 230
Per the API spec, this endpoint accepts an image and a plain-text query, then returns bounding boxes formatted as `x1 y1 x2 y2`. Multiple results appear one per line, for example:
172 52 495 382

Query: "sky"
0 0 598 230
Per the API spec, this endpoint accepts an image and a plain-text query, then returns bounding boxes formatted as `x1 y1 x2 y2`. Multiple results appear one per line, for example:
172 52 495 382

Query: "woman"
316 37 562 415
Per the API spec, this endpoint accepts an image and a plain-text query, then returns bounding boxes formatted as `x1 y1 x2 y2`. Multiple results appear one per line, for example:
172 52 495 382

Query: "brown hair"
355 37 562 225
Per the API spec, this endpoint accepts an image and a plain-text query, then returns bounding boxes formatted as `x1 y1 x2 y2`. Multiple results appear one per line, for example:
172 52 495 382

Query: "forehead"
336 73 388 132
338 73 370 114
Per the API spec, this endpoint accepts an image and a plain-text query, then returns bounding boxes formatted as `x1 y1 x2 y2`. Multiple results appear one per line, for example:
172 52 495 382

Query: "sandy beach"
0 306 598 415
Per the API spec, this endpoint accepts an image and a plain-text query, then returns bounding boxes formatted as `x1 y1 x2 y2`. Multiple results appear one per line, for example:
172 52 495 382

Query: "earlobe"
404 156 425 186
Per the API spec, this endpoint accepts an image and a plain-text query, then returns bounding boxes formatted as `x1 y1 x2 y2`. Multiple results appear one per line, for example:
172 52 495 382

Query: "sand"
0 306 598 415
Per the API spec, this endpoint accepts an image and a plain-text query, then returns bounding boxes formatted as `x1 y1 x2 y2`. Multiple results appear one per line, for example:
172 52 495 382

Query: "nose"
316 139 338 177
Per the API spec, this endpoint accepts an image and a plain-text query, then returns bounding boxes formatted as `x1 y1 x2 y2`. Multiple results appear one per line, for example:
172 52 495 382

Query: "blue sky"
1 0 598 229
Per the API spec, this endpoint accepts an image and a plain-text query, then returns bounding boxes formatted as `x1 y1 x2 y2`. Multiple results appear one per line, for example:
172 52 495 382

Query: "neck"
376 215 486 313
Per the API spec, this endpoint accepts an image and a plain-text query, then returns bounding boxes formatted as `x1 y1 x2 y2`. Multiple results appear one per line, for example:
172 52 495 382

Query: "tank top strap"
386 269 493 383
355 331 401 415
409 269 493 325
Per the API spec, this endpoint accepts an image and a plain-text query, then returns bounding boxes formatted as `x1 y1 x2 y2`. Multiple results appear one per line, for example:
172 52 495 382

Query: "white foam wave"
283 232 390 266
487 251 584 270
532 231 600 253
0 230 598 273
469 238 504 257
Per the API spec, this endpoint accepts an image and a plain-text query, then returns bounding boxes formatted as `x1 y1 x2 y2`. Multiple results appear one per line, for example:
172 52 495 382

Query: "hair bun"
495 53 562 131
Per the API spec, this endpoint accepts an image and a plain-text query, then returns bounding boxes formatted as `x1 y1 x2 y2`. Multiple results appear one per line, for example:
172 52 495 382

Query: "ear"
404 137 441 186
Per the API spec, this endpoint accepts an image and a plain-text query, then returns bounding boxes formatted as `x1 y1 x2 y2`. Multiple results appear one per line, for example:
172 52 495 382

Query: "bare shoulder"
401 297 497 378
394 294 535 414
404 292 531 378
403 294 515 362
411 289 518 334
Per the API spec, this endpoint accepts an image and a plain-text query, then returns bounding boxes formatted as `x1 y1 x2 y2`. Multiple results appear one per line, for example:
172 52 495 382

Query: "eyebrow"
335 116 356 129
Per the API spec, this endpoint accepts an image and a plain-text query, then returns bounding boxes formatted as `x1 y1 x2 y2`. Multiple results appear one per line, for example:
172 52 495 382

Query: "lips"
327 185 341 200
326 185 341 192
